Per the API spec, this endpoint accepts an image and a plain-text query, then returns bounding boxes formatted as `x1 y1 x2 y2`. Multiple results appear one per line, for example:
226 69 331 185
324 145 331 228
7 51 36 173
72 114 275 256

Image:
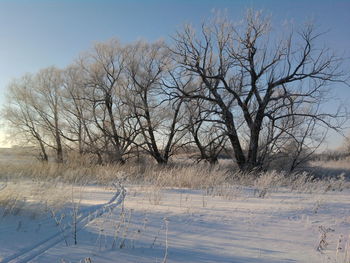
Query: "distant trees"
2 10 347 171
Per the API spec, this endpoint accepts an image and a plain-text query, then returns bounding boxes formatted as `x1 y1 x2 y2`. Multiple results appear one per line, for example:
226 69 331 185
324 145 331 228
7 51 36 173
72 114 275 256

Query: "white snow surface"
0 183 349 263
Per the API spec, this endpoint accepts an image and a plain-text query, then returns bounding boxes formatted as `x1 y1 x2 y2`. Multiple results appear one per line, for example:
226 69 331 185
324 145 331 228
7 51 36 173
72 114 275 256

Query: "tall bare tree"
78 39 137 163
125 41 186 164
30 67 65 162
61 65 88 155
3 68 66 162
171 10 346 170
2 75 49 161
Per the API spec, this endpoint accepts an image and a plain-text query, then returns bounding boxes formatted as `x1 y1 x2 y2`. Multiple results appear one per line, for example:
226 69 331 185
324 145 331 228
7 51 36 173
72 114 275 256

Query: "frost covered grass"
0 180 70 218
0 156 349 262
1 157 348 192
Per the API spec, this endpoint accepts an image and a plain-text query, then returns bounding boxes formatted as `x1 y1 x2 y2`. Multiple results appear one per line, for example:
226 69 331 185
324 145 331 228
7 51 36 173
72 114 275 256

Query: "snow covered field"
0 181 349 263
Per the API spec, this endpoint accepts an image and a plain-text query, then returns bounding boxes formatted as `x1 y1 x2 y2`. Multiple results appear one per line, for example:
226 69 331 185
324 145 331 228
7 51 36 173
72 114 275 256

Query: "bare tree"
170 10 346 171
30 67 65 162
61 65 87 155
2 75 49 161
124 41 186 164
62 65 108 163
184 98 227 164
3 68 66 162
78 39 138 164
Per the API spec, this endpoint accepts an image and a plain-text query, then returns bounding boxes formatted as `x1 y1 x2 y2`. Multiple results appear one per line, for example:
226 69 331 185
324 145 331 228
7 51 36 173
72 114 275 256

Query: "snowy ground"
0 182 349 263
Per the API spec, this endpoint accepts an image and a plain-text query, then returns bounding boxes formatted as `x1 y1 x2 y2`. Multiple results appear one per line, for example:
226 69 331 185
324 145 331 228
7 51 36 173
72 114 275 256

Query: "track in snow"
1 183 126 263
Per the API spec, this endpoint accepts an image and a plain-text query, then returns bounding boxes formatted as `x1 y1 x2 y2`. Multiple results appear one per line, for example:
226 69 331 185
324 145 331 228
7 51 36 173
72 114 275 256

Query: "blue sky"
0 0 349 148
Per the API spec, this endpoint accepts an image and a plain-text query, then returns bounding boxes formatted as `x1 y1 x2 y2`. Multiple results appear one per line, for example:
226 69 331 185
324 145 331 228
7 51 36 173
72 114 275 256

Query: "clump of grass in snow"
327 233 350 263
317 225 335 252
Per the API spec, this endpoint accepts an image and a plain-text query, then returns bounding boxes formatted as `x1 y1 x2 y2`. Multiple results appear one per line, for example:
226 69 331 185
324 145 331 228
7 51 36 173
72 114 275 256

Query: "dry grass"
0 151 348 218
1 158 348 199
0 154 349 263
0 180 70 218
0 158 230 188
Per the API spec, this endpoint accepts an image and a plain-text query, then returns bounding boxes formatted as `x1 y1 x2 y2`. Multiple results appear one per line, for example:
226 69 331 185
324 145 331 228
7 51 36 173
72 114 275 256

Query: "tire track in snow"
1 183 126 263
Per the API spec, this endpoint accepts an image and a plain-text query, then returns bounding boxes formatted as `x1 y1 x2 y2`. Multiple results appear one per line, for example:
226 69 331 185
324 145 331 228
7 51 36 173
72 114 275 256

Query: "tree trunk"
56 135 63 163
224 110 246 170
246 110 265 170
246 126 260 169
38 139 48 162
106 99 125 164
154 152 168 164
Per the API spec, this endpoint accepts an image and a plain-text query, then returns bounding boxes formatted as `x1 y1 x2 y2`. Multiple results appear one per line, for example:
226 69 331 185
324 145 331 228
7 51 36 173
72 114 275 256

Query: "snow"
0 183 349 263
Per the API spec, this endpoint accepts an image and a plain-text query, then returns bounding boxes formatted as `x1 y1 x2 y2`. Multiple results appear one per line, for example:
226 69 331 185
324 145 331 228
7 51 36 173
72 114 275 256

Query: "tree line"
2 10 347 171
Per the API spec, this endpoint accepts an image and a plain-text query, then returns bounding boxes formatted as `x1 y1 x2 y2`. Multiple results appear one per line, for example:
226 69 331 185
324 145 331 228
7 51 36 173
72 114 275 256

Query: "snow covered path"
0 183 126 263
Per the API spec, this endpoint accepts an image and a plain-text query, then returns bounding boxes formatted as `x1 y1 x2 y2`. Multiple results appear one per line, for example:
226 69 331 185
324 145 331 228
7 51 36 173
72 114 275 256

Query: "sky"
0 0 349 148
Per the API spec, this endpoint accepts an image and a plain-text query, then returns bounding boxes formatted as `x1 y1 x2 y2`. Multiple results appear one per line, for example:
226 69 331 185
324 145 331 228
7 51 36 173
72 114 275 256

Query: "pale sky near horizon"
0 0 349 149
